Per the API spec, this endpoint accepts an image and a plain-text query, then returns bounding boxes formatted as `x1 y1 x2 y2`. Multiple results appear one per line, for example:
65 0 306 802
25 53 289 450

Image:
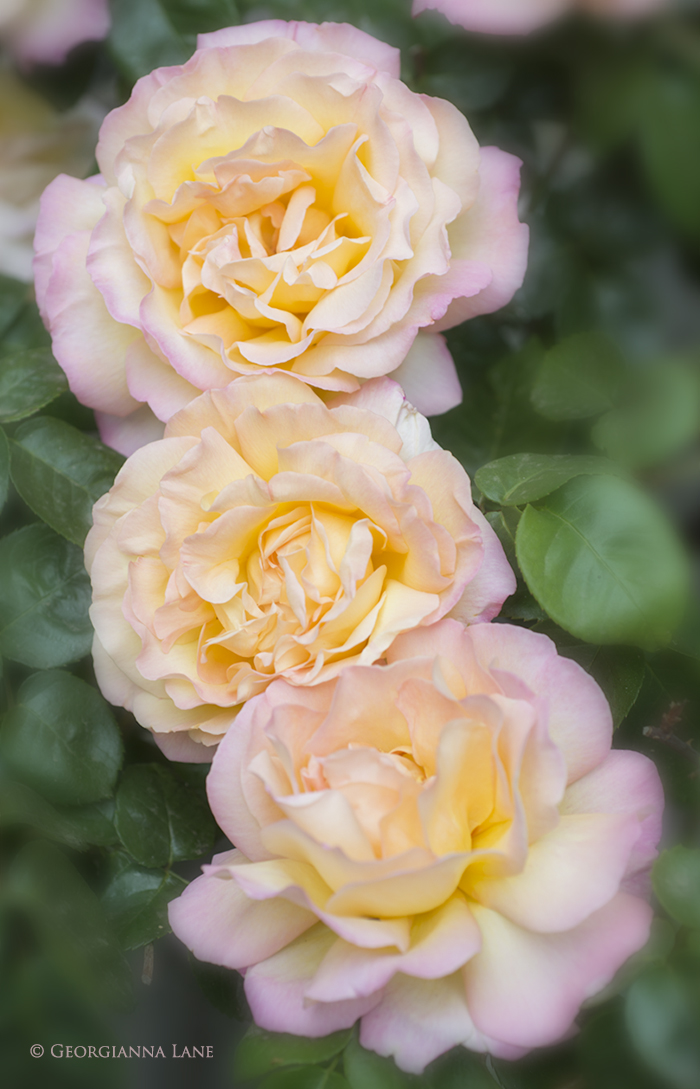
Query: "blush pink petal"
33 173 106 323
197 21 402 79
469 813 641 932
433 148 529 330
450 508 517 623
168 860 317 969
561 749 664 893
391 332 463 417
359 973 522 1073
305 894 481 1002
42 230 141 416
412 0 568 34
152 730 214 763
95 405 164 457
7 0 110 66
465 894 653 1049
245 924 383 1036
87 191 151 327
466 623 612 782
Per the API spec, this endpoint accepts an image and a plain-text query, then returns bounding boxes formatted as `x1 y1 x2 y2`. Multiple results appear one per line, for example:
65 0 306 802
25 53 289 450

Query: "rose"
0 0 109 66
169 618 662 1072
85 373 514 760
412 0 668 35
0 72 101 281
34 19 528 455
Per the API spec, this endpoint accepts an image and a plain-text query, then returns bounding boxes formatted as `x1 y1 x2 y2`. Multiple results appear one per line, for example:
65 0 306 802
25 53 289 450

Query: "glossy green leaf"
101 853 187 950
626 968 700 1089
6 839 131 1008
190 958 250 1021
592 360 700 469
261 1067 350 1089
531 332 624 420
0 524 93 667
0 275 28 339
235 1026 353 1081
0 670 123 805
161 0 239 35
639 64 700 240
114 763 217 868
0 778 89 850
56 799 119 847
575 1006 662 1089
0 779 116 850
10 417 124 546
653 847 700 929
0 347 68 423
344 1035 421 1089
516 475 688 649
561 644 645 727
0 426 8 515
425 1048 500 1089
475 453 617 506
109 0 194 81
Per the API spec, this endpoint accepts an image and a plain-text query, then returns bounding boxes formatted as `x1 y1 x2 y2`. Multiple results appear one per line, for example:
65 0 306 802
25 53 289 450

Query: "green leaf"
114 763 217 868
161 0 239 35
515 475 688 649
235 1026 353 1081
0 347 68 423
0 670 123 806
0 778 88 850
190 958 250 1020
109 0 194 82
0 524 93 667
425 1048 500 1089
530 332 625 420
0 779 117 849
0 426 8 515
576 1005 662 1089
261 1068 350 1089
10 417 124 546
344 1036 421 1089
6 839 131 1008
475 453 618 506
0 275 29 340
55 798 119 847
639 63 700 240
592 360 700 469
626 968 700 1089
101 853 187 949
653 847 700 929
559 644 645 728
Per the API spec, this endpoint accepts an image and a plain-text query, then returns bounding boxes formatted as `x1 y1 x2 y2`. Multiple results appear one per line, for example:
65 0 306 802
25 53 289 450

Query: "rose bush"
170 618 663 1072
0 71 100 281
0 0 109 65
413 0 668 35
85 373 514 759
34 19 528 454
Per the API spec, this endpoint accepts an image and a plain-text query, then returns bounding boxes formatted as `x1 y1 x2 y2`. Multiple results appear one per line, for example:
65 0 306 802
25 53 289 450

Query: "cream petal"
306 893 481 1002
245 923 382 1037
467 624 613 783
468 813 641 932
464 894 652 1049
168 858 316 970
359 972 502 1074
391 332 463 417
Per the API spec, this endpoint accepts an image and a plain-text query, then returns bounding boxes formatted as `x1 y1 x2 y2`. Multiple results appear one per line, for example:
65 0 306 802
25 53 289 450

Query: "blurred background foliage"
1 0 700 1086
